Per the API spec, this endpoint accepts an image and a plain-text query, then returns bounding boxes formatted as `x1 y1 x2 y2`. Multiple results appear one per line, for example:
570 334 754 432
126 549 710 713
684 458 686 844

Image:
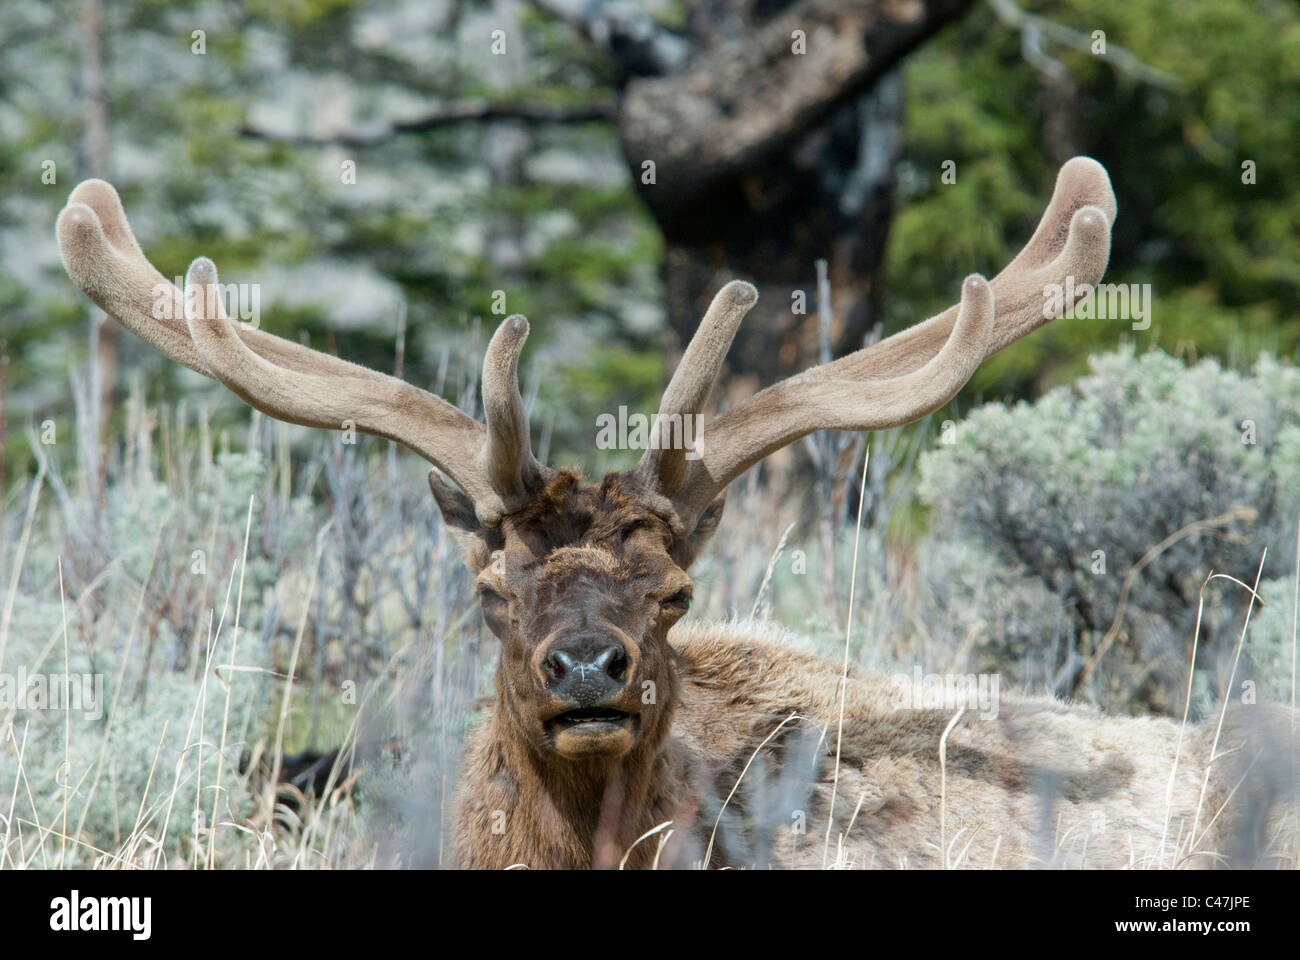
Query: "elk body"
56 159 1296 869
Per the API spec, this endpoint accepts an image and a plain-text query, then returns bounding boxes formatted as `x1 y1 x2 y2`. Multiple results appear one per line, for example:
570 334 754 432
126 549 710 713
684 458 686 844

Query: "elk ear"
429 469 499 572
670 493 726 569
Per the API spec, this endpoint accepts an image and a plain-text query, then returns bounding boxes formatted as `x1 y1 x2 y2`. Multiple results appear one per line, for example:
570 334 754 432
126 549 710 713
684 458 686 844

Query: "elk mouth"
545 707 639 756
548 707 633 731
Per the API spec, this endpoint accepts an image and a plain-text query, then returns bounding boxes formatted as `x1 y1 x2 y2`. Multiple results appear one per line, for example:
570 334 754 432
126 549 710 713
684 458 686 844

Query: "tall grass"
0 347 941 869
3 346 1296 868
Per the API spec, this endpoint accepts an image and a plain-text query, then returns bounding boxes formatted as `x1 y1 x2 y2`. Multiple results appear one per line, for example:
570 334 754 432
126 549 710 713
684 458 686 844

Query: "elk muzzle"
539 633 638 758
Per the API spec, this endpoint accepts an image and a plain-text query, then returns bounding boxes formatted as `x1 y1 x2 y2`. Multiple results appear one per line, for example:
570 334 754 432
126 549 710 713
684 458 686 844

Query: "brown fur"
55 173 1294 869
448 474 1298 869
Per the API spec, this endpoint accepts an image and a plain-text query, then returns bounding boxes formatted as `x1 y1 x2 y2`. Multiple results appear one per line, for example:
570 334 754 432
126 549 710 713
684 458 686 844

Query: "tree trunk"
658 72 903 393
609 0 974 387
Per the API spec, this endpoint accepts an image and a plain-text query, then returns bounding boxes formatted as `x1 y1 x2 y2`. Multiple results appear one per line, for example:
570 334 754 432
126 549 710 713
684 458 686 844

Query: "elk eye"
479 587 507 609
661 588 692 611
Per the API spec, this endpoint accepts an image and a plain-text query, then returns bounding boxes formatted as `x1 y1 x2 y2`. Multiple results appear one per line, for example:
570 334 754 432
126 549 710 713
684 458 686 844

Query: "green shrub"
918 347 1300 716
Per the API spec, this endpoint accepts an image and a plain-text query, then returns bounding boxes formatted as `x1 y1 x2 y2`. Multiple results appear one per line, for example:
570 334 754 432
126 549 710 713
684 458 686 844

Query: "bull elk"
57 158 1296 869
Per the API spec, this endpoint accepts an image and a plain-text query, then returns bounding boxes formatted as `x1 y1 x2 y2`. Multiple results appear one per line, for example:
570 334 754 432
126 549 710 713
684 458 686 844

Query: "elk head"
56 159 1115 769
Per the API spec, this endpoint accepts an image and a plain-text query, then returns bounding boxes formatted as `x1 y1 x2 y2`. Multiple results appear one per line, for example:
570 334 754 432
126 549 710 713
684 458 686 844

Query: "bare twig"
703 711 807 869
988 0 1181 89
939 705 968 868
822 445 870 867
747 520 796 622
1072 505 1256 695
239 101 615 149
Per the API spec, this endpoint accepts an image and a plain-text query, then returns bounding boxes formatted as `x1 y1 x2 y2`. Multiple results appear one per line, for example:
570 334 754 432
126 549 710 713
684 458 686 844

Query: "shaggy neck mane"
485 665 690 869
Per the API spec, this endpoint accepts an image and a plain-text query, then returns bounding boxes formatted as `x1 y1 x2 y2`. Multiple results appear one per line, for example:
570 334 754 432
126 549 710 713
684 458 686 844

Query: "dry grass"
1 372 1296 870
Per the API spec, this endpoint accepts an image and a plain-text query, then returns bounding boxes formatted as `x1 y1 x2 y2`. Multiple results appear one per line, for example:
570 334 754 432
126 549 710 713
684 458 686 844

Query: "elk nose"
541 636 628 702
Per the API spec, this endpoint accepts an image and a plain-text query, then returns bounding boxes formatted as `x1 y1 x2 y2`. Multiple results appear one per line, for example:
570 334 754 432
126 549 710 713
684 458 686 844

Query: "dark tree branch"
526 0 690 77
616 0 975 222
239 101 616 148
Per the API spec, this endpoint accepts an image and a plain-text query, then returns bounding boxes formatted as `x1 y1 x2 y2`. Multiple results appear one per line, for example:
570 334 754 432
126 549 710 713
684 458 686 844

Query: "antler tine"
660 274 995 526
58 181 206 373
56 178 547 526
478 315 550 517
632 156 1115 531
58 180 408 385
632 280 758 496
798 156 1115 385
182 257 518 515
